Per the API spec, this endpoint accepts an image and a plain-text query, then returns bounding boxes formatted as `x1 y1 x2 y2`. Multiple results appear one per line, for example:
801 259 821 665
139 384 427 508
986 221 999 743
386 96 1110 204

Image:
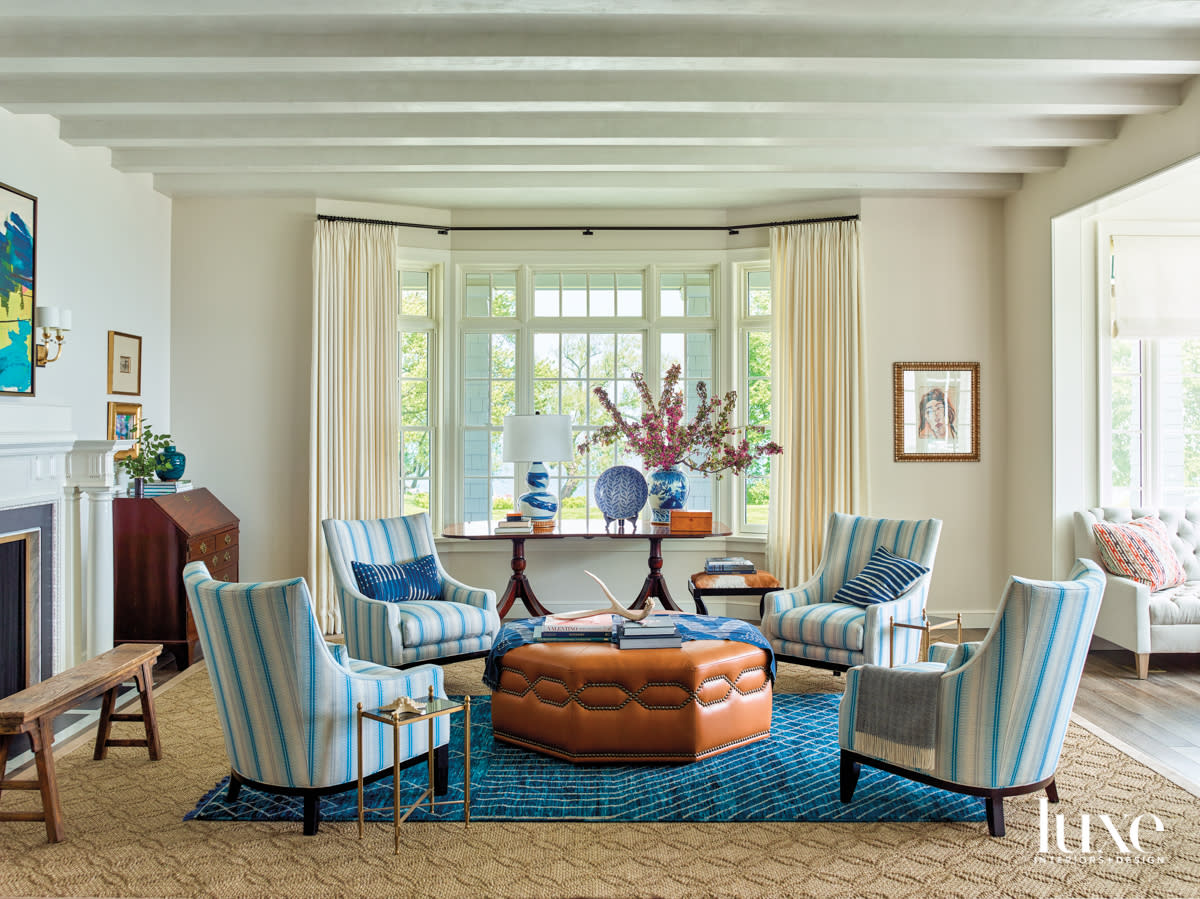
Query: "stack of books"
533 614 615 643
705 556 756 574
495 514 534 534
129 479 194 497
617 616 682 650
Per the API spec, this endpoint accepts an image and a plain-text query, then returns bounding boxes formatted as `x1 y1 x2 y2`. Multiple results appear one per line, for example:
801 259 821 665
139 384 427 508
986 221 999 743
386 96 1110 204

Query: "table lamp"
502 413 573 527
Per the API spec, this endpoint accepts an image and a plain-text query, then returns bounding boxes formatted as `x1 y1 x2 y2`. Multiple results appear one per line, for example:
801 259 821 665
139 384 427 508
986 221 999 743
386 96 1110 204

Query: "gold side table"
357 687 471 854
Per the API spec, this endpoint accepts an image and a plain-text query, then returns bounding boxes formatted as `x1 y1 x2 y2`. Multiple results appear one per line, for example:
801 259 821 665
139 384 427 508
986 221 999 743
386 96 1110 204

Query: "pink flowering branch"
577 363 783 477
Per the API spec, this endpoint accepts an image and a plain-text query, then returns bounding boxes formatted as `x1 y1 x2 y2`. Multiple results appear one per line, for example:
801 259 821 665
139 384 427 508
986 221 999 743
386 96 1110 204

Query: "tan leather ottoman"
490 639 772 763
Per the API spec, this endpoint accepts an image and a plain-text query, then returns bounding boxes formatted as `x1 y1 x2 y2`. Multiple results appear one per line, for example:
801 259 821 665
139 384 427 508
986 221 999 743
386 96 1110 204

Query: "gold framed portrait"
893 362 980 462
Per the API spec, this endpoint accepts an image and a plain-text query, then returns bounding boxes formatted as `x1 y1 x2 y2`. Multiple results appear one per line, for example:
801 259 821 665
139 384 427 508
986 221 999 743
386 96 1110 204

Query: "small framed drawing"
107 330 142 396
0 181 37 397
107 401 142 460
893 362 980 462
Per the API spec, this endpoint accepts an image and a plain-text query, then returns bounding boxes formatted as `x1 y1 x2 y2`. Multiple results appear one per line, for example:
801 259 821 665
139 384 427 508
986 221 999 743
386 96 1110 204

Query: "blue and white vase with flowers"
577 363 783 525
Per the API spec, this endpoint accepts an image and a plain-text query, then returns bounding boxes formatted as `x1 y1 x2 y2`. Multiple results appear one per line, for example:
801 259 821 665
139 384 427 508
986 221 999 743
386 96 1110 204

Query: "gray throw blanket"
852 665 941 770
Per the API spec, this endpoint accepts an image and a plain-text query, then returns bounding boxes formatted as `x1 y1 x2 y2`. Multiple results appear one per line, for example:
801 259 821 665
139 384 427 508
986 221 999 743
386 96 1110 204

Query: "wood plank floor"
1073 640 1200 793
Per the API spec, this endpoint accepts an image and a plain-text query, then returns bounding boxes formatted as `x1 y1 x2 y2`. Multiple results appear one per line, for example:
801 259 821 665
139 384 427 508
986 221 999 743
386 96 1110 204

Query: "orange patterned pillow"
1092 516 1187 591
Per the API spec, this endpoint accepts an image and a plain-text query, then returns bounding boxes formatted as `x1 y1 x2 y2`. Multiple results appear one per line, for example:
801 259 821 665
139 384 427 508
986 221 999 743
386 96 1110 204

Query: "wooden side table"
356 687 471 854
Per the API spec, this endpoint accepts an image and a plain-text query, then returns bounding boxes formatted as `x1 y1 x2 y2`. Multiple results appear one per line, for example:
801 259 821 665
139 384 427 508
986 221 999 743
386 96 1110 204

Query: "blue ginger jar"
156 444 186 481
647 466 689 524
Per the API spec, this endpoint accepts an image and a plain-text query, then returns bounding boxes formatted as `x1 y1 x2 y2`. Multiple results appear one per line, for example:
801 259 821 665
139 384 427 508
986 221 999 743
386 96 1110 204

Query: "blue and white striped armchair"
322 513 501 668
761 513 943 671
181 562 450 835
838 559 1105 836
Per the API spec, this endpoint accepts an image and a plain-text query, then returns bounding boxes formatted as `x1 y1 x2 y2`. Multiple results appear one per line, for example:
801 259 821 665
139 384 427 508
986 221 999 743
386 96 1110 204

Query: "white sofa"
1073 506 1200 678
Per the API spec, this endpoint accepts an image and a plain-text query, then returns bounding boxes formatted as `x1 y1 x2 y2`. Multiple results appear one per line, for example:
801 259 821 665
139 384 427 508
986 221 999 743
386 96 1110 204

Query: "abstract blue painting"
0 181 36 396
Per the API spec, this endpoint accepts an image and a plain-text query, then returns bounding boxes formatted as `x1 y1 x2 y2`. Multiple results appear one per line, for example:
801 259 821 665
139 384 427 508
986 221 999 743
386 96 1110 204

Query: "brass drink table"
356 687 471 853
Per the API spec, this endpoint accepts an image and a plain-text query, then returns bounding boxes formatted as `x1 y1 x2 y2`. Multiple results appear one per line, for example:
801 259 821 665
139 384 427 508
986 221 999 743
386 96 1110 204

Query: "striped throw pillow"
1091 516 1186 592
834 546 930 607
351 555 443 602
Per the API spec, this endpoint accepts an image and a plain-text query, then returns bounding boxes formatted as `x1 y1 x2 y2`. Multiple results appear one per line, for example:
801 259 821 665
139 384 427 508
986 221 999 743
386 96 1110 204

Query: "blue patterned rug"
186 694 984 824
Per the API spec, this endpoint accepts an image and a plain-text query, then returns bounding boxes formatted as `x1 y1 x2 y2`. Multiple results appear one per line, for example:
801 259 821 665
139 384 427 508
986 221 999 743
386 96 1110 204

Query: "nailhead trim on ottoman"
490 639 772 763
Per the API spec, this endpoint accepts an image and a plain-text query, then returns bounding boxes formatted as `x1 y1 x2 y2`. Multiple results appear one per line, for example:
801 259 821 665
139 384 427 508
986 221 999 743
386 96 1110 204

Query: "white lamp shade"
502 414 573 463
58 309 72 331
36 306 60 329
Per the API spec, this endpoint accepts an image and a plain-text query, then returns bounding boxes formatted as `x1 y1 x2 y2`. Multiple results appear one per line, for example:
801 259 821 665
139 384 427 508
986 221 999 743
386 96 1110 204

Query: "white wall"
168 196 1005 622
170 197 314 582
861 197 1007 620
0 111 171 439
1006 79 1200 580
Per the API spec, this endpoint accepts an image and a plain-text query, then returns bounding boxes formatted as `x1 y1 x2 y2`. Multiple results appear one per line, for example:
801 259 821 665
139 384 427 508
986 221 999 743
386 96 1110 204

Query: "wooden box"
669 510 713 533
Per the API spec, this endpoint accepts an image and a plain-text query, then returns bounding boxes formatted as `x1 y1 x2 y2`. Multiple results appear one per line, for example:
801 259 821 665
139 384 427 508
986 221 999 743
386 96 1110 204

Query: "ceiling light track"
316 213 858 237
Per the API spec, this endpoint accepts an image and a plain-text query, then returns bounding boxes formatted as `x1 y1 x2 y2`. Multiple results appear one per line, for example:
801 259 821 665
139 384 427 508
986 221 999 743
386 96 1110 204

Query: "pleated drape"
309 220 401 632
766 220 868 588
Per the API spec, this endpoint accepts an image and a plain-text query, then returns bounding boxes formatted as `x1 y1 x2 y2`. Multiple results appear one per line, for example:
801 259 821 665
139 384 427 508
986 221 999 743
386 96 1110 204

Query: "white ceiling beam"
110 145 1065 174
1 33 1199 76
0 74 1178 115
59 114 1119 148
149 170 1022 192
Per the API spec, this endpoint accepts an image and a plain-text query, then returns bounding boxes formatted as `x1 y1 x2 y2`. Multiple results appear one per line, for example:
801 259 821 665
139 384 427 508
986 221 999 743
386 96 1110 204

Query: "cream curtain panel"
309 220 401 632
767 219 868 588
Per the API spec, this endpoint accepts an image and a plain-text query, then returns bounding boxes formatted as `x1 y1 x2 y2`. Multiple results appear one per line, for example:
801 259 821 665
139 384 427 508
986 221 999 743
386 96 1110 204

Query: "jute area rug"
0 659 1198 899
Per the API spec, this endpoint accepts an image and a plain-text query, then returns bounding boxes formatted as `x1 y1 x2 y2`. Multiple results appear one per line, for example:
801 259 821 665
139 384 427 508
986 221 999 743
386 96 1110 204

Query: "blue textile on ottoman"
351 555 442 602
482 613 776 689
834 546 929 607
186 694 985 824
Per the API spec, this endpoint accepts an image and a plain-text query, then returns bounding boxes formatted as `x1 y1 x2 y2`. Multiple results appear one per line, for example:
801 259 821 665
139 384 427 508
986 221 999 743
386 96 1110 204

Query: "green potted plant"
119 421 173 498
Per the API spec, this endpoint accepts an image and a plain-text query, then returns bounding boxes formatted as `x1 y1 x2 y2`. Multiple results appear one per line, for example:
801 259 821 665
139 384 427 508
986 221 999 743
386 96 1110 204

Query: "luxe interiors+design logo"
1035 797 1168 865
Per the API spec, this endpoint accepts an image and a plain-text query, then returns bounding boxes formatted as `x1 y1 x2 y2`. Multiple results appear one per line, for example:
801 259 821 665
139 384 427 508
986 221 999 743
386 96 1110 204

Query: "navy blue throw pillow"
833 546 929 607
351 555 442 602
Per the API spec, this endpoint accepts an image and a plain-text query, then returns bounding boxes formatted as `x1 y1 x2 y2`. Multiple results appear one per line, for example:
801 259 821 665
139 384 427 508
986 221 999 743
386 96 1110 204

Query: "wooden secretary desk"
113 488 239 669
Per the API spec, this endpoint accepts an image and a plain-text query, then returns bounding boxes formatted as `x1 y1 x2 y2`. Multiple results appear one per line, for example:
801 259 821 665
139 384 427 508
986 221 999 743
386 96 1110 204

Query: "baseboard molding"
1070 710 1200 800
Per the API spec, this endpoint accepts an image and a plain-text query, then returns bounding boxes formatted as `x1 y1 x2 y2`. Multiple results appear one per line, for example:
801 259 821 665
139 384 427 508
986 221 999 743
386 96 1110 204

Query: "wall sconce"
35 306 72 366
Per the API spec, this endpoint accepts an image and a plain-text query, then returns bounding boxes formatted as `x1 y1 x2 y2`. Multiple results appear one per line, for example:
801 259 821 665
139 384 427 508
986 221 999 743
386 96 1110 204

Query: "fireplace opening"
0 529 37 701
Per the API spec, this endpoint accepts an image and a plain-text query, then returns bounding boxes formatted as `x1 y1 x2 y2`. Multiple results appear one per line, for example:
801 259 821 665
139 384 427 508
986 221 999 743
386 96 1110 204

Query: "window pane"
686 272 712 317
400 331 428 380
492 272 516 317
747 269 771 317
491 333 515 378
401 270 429 316
660 273 685 317
590 333 615 378
747 331 770 379
562 273 588 317
617 273 643 317
590 273 615 317
534 273 560 317
561 333 588 377
400 380 428 427
464 272 491 317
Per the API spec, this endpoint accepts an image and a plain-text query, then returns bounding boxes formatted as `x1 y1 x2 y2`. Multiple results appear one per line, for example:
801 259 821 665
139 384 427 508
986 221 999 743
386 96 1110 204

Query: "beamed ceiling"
4 0 1200 209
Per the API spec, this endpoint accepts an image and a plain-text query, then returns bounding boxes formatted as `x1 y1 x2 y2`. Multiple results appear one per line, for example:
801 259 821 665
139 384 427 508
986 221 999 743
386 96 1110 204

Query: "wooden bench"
0 643 163 843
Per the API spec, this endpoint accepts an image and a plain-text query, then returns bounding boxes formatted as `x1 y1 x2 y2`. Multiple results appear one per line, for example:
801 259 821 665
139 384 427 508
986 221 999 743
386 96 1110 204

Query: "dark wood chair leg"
433 743 449 796
135 661 162 760
984 794 1005 837
93 687 118 761
1045 778 1059 803
226 770 242 802
302 794 321 836
32 718 65 843
839 752 861 803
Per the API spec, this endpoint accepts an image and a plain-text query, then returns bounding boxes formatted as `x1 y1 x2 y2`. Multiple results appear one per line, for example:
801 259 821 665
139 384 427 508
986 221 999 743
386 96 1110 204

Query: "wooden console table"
442 520 731 617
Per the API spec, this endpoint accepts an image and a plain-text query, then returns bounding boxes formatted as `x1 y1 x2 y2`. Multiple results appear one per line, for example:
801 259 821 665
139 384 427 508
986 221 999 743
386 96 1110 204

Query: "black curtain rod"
315 213 858 236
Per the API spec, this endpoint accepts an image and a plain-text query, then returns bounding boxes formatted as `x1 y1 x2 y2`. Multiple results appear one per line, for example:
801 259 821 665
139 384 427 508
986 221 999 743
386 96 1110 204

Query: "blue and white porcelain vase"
518 461 558 521
647 465 689 524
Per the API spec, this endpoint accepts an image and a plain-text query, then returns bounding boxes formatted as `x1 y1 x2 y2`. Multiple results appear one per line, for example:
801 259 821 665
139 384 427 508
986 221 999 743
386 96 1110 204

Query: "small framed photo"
893 362 980 462
107 401 142 460
107 330 142 396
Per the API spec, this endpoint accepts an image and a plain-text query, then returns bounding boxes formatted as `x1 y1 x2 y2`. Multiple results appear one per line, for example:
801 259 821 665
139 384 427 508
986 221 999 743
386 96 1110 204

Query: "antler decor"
552 570 656 621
